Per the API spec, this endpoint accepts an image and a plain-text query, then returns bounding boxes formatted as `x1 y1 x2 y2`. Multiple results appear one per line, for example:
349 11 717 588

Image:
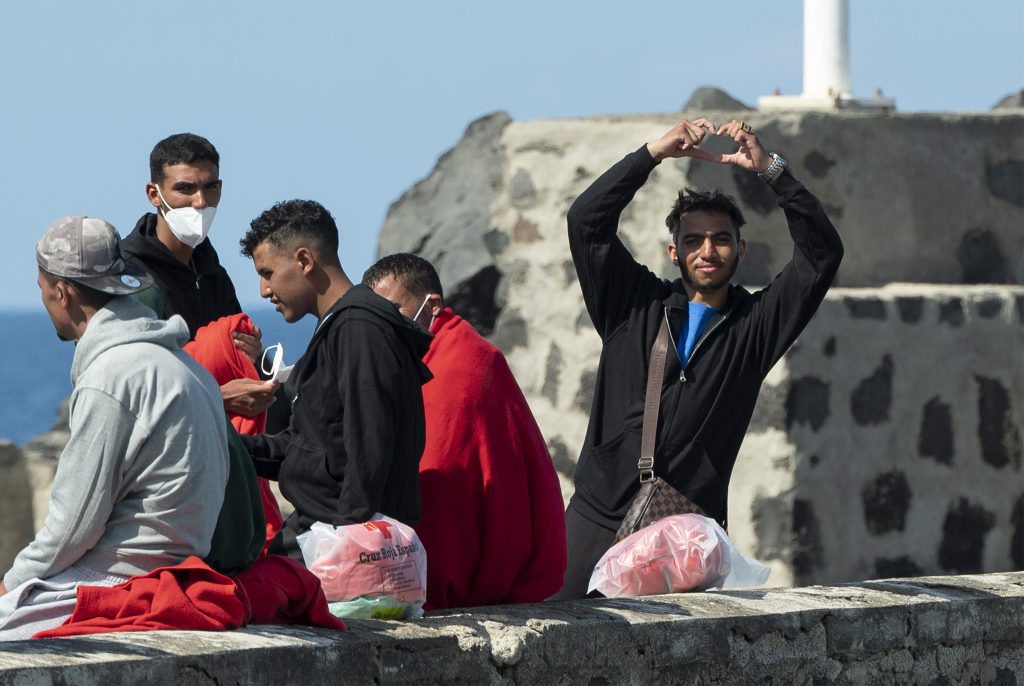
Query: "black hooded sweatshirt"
568 145 843 531
241 285 433 556
122 213 242 337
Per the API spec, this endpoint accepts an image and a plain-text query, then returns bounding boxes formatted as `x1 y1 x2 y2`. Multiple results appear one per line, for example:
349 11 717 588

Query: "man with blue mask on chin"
123 133 277 418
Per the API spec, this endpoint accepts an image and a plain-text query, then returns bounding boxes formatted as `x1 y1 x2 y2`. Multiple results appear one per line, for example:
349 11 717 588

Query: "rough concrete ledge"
0 572 1020 685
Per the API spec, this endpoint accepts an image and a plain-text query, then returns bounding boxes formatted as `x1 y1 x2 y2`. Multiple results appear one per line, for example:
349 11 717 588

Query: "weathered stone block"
0 442 33 572
825 607 914 658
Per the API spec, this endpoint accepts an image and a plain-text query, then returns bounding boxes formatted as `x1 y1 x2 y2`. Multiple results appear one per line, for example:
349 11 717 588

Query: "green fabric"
131 284 165 319
204 420 266 573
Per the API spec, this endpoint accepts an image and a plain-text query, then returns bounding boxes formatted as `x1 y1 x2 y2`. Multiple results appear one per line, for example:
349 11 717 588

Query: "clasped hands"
647 118 772 173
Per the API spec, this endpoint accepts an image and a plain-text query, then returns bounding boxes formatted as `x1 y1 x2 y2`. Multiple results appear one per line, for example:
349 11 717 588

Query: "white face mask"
260 342 294 383
413 295 435 332
155 185 217 248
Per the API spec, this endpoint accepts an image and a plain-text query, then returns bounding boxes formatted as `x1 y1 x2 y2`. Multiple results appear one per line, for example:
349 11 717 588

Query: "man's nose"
260 279 272 298
192 191 209 209
699 237 716 258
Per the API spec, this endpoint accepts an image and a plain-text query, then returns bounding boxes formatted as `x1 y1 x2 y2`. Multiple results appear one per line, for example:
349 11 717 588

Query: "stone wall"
377 109 1024 586
0 571 1019 685
730 285 1023 586
0 403 64 572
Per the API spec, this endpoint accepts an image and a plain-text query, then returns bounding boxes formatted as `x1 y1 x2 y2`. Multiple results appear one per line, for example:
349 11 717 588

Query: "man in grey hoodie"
0 216 229 640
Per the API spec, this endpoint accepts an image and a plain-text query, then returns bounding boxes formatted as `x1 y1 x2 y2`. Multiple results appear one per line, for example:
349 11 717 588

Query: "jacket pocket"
575 427 642 514
279 438 329 502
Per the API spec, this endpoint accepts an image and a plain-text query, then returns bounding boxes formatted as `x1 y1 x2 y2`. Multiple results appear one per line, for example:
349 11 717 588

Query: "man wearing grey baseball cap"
0 216 229 640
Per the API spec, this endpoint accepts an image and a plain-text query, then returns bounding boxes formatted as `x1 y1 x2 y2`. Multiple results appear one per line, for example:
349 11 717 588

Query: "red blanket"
417 309 566 609
34 555 345 638
184 313 283 552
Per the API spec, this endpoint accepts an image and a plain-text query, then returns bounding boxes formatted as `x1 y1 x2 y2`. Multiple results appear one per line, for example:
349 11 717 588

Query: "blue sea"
1 307 315 445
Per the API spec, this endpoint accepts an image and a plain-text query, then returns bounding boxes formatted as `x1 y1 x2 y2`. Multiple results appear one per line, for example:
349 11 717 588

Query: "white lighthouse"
759 0 895 111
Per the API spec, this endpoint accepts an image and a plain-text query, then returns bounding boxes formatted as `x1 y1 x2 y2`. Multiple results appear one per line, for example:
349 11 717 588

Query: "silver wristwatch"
758 153 787 184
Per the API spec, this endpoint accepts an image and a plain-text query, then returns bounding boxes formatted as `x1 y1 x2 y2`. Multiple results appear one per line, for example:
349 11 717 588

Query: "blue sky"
2 0 1021 312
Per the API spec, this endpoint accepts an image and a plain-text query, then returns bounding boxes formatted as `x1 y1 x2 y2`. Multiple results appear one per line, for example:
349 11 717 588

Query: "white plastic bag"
297 514 427 619
588 514 770 598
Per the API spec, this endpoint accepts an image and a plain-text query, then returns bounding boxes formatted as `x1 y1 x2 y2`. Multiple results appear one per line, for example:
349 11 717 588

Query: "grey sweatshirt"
4 296 228 589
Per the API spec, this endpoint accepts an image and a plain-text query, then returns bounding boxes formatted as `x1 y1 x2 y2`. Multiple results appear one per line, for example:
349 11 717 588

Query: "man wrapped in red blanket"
365 255 567 609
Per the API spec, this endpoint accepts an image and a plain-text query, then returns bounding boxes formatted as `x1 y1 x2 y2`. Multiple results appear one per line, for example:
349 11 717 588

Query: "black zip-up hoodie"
568 145 843 531
122 213 242 337
241 285 433 552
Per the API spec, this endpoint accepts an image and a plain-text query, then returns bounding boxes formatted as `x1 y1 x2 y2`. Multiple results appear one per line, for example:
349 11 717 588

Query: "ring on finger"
740 122 754 135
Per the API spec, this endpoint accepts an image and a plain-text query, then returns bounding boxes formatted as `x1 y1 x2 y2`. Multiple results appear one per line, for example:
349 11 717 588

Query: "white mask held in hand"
155 185 217 248
260 343 294 384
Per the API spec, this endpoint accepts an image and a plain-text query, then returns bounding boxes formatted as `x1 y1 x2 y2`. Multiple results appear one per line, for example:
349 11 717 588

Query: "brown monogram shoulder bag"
615 315 708 542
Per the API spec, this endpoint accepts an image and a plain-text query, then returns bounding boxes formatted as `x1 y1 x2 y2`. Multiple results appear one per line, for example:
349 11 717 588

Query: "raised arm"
751 166 844 373
567 147 660 340
702 119 843 371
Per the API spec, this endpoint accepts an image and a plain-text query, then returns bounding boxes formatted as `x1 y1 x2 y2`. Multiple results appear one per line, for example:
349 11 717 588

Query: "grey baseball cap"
36 216 153 295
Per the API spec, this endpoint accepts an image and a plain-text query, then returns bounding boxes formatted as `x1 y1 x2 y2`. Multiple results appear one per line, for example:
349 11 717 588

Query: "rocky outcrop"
378 112 513 335
683 86 753 112
993 90 1024 109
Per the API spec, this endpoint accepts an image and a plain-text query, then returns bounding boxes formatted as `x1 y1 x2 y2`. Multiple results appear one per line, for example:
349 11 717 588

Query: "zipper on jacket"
188 257 200 290
666 307 729 383
292 311 338 405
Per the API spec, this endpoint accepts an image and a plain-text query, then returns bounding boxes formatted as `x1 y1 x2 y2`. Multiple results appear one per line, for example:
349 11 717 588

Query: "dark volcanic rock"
682 86 752 112
378 111 512 333
991 90 1024 109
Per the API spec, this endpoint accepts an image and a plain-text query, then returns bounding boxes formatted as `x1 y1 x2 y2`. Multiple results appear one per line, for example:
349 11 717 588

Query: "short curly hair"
241 199 339 266
665 188 745 243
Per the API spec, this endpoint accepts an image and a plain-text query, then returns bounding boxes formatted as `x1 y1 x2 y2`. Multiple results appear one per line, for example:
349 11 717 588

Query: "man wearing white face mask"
122 133 278 418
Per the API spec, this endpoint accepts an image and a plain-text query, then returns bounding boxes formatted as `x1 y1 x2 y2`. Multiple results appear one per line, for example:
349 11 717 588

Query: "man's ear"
55 280 74 308
295 246 316 275
146 182 163 210
427 293 443 317
667 242 679 265
738 238 746 261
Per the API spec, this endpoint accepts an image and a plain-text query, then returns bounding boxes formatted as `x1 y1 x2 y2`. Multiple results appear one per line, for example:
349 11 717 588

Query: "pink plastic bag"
296 515 427 615
588 514 769 598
